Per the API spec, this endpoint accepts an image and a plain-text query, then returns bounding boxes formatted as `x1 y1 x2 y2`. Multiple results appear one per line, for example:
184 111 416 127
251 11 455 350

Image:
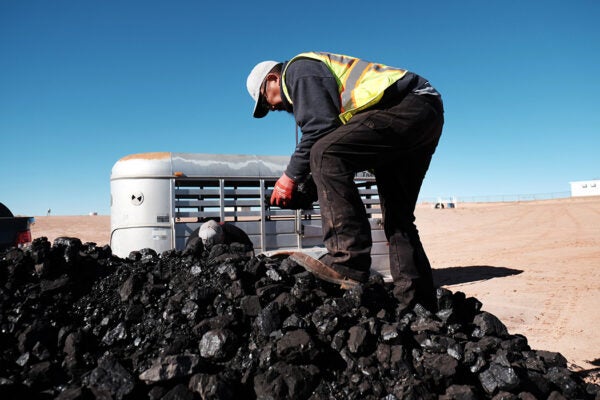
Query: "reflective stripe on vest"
282 52 408 124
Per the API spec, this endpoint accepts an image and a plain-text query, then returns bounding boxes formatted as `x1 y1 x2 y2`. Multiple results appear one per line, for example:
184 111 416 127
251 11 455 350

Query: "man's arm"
283 59 342 181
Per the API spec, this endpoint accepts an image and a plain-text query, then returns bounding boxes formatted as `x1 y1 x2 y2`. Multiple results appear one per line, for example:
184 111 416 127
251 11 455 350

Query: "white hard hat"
246 60 278 118
198 220 225 246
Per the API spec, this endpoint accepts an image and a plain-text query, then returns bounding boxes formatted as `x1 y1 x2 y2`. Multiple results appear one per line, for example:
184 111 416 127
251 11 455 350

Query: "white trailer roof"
111 152 290 180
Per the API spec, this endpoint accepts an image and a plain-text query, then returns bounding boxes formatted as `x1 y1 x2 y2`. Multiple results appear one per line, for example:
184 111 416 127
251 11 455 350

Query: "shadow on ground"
434 265 523 286
577 358 600 383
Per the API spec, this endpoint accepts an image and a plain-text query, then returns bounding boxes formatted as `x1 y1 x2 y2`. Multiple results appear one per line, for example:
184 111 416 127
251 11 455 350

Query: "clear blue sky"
1 0 598 216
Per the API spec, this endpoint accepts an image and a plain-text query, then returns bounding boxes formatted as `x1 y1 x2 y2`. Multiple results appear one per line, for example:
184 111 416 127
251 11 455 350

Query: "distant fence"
419 191 572 204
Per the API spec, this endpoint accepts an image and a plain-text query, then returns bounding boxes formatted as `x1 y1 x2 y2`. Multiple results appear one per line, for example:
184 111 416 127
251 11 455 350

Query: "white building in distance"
570 180 600 197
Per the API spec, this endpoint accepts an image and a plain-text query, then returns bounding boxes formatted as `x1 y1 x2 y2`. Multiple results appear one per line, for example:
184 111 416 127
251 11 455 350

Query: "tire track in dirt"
516 203 579 340
433 198 600 371
502 200 598 362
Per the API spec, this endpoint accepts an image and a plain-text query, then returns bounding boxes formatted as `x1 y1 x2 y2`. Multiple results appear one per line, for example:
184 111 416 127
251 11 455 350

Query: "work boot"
393 278 437 314
288 252 360 289
393 279 417 312
318 253 370 283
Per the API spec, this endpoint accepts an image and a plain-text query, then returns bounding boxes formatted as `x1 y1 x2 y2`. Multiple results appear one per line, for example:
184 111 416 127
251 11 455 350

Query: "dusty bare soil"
30 196 600 381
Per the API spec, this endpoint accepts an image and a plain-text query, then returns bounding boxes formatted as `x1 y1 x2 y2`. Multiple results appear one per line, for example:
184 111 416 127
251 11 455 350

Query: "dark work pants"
310 93 444 306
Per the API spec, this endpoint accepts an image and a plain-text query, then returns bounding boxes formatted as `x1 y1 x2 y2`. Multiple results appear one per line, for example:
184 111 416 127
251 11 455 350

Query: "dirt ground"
30 196 600 382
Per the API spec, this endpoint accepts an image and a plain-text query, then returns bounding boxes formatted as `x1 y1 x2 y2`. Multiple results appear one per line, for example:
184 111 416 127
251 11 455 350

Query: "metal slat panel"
371 229 387 242
254 233 305 250
176 211 222 218
176 200 263 208
362 199 381 205
301 237 324 247
368 219 384 229
372 242 390 255
358 189 379 195
171 167 388 258
235 220 298 235
186 189 263 197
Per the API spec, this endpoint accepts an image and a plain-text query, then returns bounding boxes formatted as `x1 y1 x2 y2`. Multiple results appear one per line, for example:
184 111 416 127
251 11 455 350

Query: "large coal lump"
0 236 598 399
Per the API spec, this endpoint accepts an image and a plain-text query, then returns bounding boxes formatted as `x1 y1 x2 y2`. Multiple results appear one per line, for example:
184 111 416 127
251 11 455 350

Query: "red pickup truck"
0 202 34 251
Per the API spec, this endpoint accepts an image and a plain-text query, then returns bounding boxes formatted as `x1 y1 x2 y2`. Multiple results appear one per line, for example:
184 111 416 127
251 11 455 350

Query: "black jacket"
281 58 436 181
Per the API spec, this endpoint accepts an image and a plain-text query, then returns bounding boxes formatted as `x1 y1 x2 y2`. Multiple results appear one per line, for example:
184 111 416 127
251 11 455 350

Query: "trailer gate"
110 153 390 279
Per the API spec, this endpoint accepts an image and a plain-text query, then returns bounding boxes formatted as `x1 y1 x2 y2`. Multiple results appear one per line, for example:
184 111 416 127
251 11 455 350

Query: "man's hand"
270 173 296 208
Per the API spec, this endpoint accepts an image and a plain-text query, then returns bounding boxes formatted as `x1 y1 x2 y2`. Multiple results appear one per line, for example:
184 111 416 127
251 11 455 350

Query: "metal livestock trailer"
110 152 391 280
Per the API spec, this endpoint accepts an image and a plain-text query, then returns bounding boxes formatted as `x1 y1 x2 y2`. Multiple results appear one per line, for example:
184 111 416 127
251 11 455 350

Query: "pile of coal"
1 236 598 400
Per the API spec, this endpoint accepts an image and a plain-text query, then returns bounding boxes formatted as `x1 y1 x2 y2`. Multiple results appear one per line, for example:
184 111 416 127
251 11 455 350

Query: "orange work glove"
270 173 296 208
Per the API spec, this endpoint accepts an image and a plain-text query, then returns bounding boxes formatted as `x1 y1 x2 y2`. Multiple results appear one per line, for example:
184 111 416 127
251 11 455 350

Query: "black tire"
0 203 14 218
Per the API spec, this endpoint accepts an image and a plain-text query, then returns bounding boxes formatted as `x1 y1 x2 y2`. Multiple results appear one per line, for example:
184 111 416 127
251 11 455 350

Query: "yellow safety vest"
282 52 408 124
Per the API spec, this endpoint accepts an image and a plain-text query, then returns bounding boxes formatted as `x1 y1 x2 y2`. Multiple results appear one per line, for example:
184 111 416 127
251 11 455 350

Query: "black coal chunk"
0 237 598 399
84 355 136 399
